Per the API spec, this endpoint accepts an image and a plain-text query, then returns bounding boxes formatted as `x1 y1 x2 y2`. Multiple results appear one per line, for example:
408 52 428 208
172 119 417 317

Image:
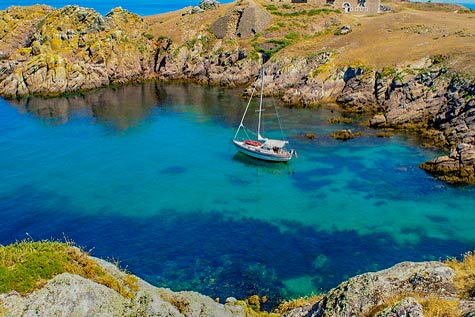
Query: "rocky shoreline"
1 242 475 317
0 1 474 183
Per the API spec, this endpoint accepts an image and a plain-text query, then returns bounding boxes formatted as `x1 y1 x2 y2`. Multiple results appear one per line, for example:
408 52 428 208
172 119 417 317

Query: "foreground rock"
0 257 248 317
2 247 475 317
374 297 423 317
285 261 472 317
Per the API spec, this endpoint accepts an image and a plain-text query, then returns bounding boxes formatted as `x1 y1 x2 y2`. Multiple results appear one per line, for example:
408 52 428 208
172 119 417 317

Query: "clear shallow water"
0 0 233 16
1 82 475 306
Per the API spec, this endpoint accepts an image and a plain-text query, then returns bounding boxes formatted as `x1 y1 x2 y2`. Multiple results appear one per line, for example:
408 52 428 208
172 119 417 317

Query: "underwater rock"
330 129 363 140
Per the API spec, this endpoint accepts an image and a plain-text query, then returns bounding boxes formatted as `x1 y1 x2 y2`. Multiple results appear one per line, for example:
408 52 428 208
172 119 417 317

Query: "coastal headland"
0 0 475 183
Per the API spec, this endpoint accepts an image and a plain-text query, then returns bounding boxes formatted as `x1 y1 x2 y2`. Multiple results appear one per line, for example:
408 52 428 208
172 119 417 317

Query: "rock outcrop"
306 261 456 317
0 256 248 317
0 5 158 98
420 143 475 184
283 260 475 317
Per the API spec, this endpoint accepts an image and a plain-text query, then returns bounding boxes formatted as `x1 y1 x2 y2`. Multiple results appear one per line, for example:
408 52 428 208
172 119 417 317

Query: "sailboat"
232 67 295 162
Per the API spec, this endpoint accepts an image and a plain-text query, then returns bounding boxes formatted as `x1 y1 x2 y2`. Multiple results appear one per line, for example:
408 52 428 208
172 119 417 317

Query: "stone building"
282 0 381 14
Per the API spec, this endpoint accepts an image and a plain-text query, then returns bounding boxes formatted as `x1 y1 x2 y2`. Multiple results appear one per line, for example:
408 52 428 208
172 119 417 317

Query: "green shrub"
265 4 278 11
285 32 299 40
143 33 154 40
0 240 138 298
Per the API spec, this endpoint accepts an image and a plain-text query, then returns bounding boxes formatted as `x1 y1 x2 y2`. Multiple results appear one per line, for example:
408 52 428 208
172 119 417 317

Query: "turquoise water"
411 0 475 9
0 0 233 15
1 82 475 306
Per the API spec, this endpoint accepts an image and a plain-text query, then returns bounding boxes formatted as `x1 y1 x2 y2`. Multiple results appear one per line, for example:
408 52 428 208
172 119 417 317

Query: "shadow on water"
0 186 471 309
6 82 245 131
232 153 296 176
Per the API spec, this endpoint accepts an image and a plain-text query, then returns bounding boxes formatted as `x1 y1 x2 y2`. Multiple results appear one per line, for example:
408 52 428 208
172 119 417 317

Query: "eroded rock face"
337 67 378 112
303 261 456 317
0 5 158 98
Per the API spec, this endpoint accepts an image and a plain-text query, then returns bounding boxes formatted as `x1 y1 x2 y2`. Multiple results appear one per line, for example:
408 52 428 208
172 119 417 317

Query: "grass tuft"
275 294 323 315
418 295 460 317
0 240 138 298
366 294 460 317
445 251 475 299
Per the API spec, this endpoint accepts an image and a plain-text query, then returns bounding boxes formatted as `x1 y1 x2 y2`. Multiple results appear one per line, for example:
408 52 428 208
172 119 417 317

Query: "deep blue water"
1 83 475 306
0 0 233 16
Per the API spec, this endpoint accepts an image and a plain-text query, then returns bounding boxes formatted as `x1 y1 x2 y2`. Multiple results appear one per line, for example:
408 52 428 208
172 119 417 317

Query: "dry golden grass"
366 293 460 317
145 2 236 44
144 0 475 74
0 301 5 317
446 251 475 299
275 294 324 315
285 4 475 72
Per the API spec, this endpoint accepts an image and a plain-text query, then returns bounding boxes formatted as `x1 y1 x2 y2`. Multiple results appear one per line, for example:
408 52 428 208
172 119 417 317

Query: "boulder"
370 114 387 127
199 0 220 10
374 297 423 317
420 143 475 184
305 261 456 317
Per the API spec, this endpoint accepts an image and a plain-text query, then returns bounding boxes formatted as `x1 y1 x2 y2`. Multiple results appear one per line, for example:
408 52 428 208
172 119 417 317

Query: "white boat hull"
233 140 293 162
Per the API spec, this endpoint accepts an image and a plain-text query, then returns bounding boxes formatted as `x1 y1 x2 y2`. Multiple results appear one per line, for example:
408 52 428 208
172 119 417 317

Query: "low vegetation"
328 117 353 124
0 240 138 298
366 293 461 317
275 294 324 315
446 251 475 299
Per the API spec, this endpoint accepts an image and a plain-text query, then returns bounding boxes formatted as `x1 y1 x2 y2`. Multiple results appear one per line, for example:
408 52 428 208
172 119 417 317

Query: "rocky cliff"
0 5 158 97
1 1 475 183
1 242 475 317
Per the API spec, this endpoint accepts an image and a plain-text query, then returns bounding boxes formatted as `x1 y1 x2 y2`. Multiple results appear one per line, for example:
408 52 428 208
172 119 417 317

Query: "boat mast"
257 66 265 141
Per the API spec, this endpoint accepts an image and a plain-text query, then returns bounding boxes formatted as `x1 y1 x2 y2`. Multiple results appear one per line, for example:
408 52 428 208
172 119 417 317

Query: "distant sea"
457 2 474 9
0 0 234 16
1 0 472 15
411 0 475 9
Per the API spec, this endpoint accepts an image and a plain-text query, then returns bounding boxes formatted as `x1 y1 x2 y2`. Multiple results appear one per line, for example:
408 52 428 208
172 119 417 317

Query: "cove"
1 82 474 307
